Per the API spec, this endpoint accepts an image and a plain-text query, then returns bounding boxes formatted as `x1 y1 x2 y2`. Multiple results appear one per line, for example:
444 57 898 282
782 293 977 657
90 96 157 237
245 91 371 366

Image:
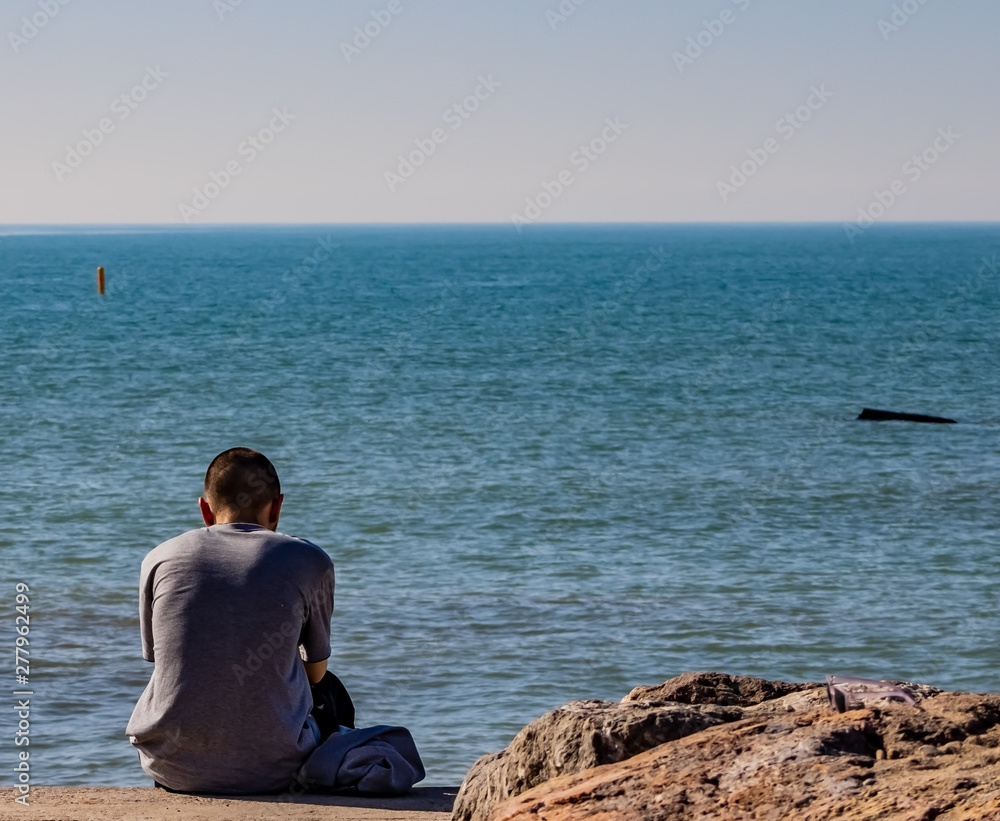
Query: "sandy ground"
0 786 457 821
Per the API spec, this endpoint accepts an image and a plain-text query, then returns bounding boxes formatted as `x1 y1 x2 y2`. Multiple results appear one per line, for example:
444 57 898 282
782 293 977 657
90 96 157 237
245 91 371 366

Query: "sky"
2 0 997 224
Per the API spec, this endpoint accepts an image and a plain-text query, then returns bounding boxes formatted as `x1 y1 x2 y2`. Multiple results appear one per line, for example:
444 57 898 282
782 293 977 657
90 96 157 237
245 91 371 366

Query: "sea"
1 223 998 787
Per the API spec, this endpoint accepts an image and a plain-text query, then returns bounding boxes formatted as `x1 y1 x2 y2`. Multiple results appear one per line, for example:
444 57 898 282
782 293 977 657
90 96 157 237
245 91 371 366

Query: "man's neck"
212 517 275 531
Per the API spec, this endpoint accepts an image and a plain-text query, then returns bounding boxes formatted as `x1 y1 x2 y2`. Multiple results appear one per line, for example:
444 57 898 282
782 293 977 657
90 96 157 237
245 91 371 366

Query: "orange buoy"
98 266 105 295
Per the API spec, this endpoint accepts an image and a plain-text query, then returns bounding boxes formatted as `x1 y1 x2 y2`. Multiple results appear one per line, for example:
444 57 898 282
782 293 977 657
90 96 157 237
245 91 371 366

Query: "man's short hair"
204 448 281 519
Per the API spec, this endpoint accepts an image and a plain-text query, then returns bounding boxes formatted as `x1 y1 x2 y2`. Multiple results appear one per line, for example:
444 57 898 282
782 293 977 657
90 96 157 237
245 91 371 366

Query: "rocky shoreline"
453 672 1000 821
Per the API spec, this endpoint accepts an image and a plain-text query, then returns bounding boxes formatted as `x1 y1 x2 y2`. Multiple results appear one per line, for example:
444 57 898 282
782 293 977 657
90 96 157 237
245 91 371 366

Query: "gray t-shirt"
125 523 334 794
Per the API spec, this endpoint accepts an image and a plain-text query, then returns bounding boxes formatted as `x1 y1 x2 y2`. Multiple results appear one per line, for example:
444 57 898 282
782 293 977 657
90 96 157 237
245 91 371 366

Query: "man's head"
199 447 283 530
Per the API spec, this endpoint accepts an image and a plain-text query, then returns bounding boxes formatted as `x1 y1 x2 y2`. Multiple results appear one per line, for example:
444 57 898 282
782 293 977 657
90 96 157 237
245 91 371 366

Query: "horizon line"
2 220 999 231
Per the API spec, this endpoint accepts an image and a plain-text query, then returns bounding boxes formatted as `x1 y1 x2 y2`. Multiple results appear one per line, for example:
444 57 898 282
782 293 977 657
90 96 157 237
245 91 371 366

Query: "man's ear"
199 497 216 527
267 494 284 530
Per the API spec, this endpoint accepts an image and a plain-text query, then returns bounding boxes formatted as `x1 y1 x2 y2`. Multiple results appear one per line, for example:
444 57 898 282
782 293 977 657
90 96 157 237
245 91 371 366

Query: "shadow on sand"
234 785 458 812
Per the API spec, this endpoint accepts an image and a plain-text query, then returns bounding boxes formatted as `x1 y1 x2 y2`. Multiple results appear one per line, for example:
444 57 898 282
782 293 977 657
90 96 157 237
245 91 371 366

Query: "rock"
741 686 830 719
453 673 813 821
488 689 1000 821
623 671 820 707
451 697 740 821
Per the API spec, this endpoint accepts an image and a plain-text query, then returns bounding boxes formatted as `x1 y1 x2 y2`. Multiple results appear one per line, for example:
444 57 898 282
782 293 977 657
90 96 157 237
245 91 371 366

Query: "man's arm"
303 659 327 684
139 558 157 662
298 560 334 685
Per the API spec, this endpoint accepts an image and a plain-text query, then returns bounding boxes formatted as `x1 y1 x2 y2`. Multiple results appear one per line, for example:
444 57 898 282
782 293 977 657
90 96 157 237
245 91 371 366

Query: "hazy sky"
3 0 997 224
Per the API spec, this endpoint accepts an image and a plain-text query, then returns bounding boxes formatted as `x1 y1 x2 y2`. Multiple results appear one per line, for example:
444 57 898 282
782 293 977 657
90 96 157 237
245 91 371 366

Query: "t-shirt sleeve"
298 555 334 663
138 557 156 663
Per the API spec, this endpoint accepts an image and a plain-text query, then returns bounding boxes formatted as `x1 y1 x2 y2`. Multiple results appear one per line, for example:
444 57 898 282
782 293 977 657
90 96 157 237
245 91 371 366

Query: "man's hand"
303 659 328 685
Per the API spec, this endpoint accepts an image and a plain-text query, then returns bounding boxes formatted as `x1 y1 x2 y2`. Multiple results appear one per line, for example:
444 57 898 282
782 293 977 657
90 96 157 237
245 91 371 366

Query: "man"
126 447 335 795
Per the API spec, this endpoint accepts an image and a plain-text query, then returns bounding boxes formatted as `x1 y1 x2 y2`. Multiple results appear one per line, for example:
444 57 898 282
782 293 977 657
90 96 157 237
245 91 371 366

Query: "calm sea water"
1 224 999 787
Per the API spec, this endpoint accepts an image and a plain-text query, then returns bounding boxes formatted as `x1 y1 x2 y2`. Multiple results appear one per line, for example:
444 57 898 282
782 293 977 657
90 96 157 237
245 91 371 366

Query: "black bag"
310 671 355 740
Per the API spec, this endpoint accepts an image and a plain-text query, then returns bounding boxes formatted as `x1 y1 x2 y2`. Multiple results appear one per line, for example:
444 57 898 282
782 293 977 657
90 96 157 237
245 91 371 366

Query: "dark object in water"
858 408 957 424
